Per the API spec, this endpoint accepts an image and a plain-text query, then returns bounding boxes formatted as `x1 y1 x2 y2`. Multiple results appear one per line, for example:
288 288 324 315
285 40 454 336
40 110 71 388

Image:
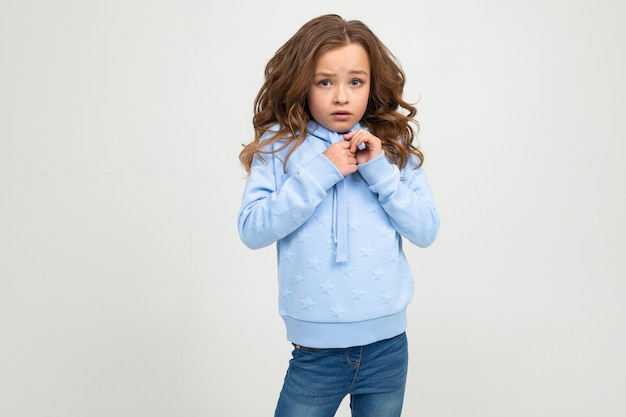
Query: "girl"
238 14 440 417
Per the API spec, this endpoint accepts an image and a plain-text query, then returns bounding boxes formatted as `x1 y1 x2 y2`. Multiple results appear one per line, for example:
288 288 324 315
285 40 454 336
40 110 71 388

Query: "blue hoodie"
238 121 440 348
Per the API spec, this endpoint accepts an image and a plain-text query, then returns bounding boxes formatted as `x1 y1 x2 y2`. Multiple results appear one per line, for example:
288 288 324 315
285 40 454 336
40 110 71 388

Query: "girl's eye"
318 80 331 87
350 79 363 87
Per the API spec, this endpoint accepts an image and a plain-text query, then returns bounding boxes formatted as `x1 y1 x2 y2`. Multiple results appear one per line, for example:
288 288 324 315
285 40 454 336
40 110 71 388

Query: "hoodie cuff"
303 153 344 191
357 152 397 185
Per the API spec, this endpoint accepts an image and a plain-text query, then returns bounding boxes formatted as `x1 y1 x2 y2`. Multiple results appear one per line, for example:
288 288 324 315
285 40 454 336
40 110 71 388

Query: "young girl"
238 14 440 417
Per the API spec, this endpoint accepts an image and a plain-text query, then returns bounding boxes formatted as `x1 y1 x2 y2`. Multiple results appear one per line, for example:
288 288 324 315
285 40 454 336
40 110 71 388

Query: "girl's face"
307 43 371 133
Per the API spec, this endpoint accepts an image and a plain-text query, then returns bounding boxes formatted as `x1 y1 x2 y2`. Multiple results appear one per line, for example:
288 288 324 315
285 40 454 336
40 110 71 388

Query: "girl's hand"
323 141 358 176
343 129 383 165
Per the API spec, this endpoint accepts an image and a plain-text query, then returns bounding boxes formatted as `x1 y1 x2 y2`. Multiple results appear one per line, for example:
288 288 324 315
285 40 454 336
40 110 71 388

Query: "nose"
333 86 348 104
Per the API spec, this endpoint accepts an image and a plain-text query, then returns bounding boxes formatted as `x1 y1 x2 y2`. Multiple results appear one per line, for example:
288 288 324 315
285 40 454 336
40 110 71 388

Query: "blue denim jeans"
274 332 408 417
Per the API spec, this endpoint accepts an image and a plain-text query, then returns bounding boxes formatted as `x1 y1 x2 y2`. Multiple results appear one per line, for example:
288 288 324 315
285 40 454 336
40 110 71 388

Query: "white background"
1 1 625 416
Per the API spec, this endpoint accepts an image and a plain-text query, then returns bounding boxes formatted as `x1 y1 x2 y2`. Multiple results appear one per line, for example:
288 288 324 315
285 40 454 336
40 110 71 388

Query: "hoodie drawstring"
330 131 348 263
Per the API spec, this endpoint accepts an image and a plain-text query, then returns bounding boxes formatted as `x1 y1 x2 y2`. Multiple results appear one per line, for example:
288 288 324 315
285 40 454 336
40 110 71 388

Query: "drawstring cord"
330 131 348 263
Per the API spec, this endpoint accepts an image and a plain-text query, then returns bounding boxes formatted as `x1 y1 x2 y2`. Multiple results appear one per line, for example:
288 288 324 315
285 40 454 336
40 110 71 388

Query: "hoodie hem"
283 309 407 349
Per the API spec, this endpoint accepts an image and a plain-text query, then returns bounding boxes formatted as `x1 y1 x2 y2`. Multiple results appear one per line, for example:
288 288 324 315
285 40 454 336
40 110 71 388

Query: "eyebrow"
313 70 369 77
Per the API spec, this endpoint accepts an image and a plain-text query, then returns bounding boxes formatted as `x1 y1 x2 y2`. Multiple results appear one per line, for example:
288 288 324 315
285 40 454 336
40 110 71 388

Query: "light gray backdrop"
1 1 625 416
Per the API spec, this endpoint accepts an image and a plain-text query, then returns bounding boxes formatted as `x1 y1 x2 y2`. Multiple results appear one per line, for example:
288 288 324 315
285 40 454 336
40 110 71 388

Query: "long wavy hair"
239 14 423 174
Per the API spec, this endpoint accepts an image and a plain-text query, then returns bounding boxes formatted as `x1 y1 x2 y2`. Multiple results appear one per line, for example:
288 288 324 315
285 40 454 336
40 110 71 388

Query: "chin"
326 121 354 133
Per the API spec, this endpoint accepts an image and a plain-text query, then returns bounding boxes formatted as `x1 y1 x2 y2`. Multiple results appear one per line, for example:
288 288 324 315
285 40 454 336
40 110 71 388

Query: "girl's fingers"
344 130 380 153
344 130 365 152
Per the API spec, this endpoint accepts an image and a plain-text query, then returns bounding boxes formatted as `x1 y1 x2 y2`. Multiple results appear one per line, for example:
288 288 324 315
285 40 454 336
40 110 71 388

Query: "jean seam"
345 347 362 393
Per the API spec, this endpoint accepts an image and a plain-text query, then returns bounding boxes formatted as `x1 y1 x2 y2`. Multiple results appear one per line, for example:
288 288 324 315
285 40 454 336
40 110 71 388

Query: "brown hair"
239 14 423 174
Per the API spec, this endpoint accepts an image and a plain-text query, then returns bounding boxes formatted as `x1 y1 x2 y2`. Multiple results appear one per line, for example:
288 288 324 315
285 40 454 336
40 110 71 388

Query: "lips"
331 110 352 120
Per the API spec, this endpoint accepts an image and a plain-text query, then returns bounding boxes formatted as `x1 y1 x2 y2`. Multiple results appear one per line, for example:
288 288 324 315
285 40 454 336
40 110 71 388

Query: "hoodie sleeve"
238 151 344 249
357 153 440 248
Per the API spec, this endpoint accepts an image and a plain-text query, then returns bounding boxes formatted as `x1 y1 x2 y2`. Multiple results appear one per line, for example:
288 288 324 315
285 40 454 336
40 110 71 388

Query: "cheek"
356 91 370 112
307 92 324 113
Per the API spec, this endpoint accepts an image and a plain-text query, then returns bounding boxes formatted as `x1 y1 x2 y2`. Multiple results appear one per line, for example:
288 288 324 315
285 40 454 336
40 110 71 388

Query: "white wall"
1 1 625 416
